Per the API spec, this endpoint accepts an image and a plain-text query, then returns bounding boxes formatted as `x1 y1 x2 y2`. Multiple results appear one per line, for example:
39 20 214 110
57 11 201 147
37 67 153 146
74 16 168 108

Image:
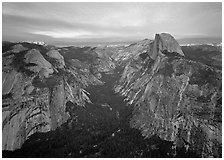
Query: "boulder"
24 84 35 95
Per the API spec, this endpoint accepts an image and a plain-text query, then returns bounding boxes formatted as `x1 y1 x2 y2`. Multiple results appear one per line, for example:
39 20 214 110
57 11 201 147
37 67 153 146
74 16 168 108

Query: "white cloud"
94 7 146 28
3 2 222 42
31 30 129 39
32 30 97 38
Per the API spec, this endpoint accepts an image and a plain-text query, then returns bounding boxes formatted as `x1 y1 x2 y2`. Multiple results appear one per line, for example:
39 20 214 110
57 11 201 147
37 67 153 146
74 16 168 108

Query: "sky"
2 2 222 46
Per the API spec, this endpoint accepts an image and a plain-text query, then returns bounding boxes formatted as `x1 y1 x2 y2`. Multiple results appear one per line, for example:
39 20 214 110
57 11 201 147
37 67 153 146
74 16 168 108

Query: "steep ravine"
2 66 200 158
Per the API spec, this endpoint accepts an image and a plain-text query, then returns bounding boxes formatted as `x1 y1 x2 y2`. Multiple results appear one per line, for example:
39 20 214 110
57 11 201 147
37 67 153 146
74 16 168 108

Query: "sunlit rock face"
115 33 221 157
2 43 104 151
46 50 65 69
93 47 116 73
2 70 18 95
11 44 28 53
150 33 184 59
110 39 152 63
24 49 54 77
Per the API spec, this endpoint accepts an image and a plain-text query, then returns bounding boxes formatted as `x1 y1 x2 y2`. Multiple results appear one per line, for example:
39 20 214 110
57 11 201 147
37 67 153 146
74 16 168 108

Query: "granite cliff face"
24 49 54 77
114 33 222 157
150 33 184 59
46 50 65 69
2 44 103 150
2 33 222 158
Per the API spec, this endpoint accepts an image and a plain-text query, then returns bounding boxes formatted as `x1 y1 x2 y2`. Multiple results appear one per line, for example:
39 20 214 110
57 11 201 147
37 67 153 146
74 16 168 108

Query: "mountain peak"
150 33 184 59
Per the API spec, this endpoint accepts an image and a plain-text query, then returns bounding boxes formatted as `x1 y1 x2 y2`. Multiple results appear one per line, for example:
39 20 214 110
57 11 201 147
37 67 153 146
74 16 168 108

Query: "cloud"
31 29 136 39
2 2 222 44
32 30 96 38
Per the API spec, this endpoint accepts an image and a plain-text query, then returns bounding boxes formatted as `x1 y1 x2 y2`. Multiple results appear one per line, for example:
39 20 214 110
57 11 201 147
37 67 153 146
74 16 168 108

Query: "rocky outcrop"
110 39 152 63
49 79 69 130
2 71 102 150
115 33 221 157
11 44 28 53
46 50 65 68
2 44 104 151
24 49 54 77
150 33 184 59
2 70 18 95
2 88 52 150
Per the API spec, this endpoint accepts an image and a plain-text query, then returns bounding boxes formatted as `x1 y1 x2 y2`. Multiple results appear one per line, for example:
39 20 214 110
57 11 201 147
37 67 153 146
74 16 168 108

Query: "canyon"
2 33 222 158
